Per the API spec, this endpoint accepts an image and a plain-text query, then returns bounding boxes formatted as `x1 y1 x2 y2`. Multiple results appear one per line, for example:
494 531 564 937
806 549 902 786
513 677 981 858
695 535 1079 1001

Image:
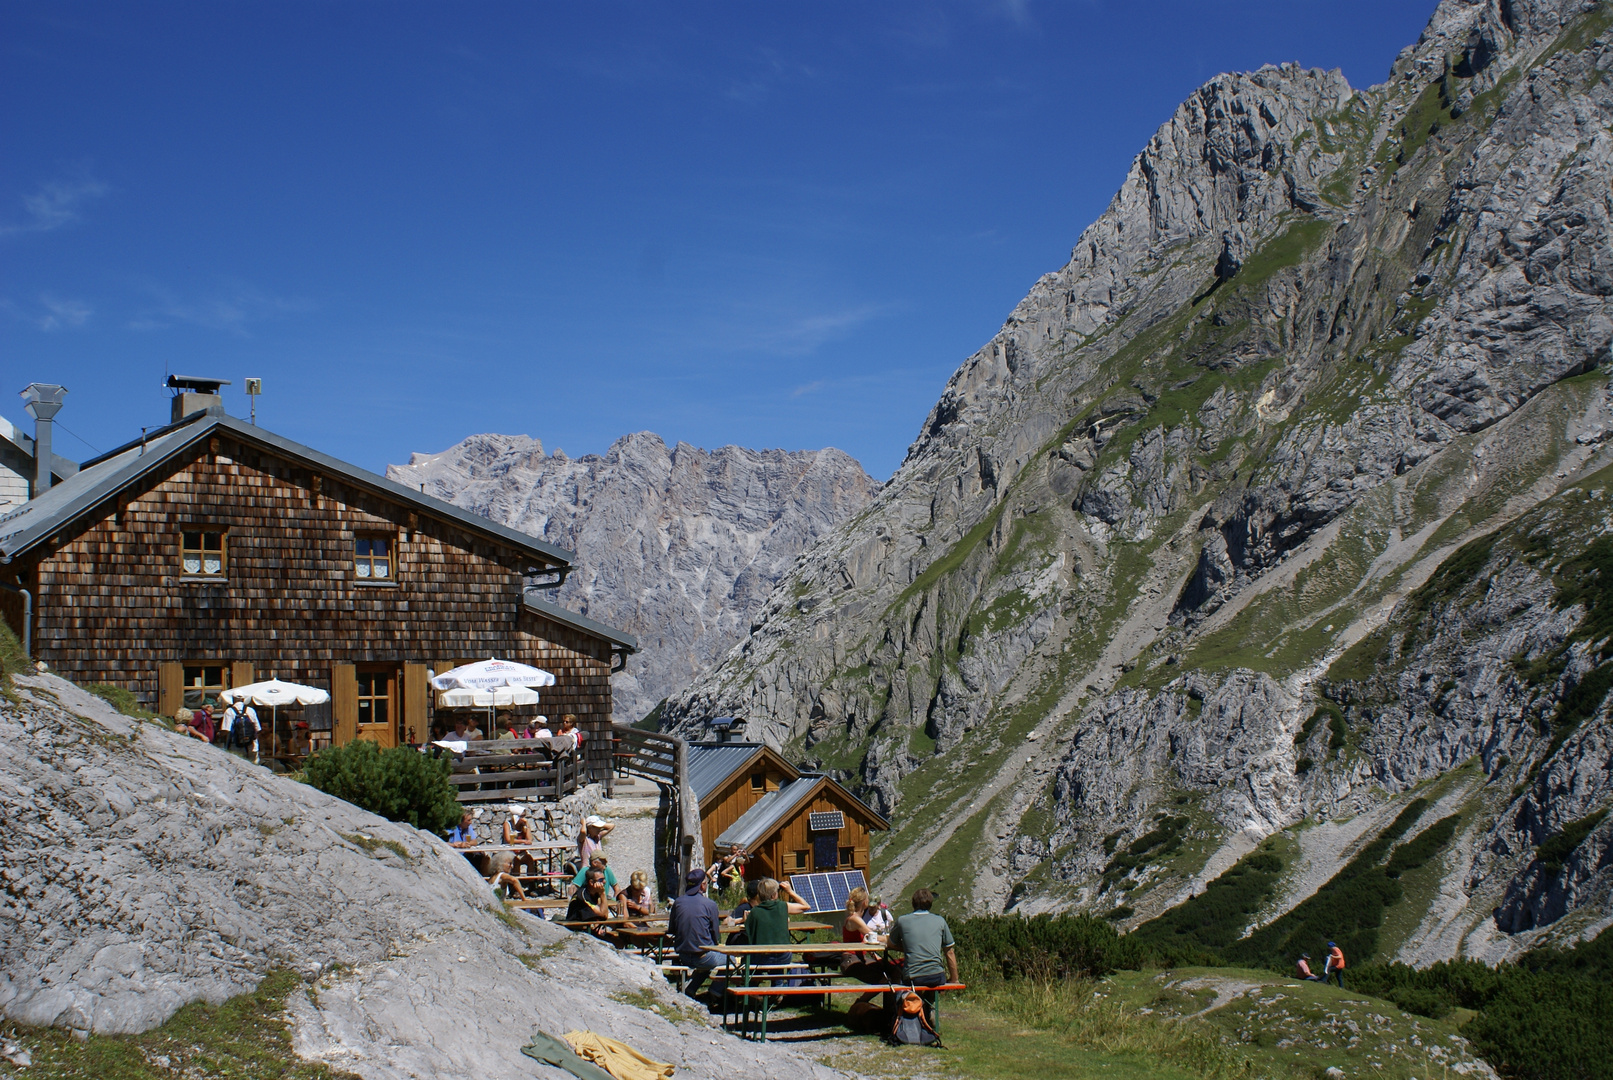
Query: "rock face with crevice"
0 674 850 1080
388 432 878 724
663 0 1613 961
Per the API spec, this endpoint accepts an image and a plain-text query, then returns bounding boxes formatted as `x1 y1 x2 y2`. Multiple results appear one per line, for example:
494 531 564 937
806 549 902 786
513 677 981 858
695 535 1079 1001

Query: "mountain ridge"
664 0 1613 966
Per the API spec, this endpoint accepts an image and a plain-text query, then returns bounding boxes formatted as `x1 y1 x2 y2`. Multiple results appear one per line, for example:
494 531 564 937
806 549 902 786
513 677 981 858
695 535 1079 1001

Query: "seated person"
551 714 583 753
743 878 810 986
621 870 657 923
725 879 761 945
446 809 480 849
1295 953 1322 981
864 897 893 935
570 854 621 906
289 721 312 758
565 869 616 938
840 886 898 1003
447 717 474 745
525 715 553 739
485 851 527 901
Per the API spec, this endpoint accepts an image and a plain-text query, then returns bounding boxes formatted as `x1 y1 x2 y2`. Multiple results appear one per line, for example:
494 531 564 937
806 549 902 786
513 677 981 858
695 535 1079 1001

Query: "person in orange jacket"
1323 941 1346 987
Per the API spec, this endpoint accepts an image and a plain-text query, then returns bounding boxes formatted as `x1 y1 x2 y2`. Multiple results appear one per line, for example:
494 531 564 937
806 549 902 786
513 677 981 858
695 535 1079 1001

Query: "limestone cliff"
665 0 1613 963
387 432 878 724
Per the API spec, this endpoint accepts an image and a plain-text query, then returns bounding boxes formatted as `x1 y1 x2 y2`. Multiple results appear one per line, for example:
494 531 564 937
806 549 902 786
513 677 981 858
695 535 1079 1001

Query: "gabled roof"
713 773 889 851
0 409 575 568
523 593 637 653
686 741 800 808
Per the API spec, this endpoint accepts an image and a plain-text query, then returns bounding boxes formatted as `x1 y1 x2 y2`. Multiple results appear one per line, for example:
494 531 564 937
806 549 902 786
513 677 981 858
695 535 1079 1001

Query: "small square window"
750 772 766 791
793 850 810 870
839 847 854 866
181 531 226 576
355 535 392 579
183 664 226 709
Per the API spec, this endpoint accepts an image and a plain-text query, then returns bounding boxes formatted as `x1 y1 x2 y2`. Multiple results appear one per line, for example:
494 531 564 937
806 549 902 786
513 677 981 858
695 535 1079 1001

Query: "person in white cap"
576 814 613 871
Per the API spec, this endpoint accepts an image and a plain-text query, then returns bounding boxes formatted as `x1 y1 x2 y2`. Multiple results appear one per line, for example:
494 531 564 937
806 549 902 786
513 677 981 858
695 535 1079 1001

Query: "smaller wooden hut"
685 741 887 880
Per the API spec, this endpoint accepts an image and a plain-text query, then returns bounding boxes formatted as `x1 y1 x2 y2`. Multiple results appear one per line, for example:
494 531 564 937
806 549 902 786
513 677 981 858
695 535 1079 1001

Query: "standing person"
886 888 959 1023
1295 953 1321 981
743 878 810 987
669 868 725 1001
1323 942 1346 988
575 814 613 872
222 699 260 763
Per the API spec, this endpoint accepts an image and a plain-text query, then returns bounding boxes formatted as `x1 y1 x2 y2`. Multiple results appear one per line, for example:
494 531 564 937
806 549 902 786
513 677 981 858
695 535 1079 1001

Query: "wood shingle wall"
13 432 617 758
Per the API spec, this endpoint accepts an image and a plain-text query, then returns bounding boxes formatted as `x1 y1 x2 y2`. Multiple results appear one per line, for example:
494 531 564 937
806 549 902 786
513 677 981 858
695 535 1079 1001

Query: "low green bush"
952 913 1159 981
1534 809 1609 875
304 739 461 834
1129 849 1285 955
0 621 27 681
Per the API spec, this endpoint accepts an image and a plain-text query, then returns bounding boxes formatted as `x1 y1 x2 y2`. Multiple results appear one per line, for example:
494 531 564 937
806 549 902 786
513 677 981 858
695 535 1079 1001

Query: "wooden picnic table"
709 942 891 1040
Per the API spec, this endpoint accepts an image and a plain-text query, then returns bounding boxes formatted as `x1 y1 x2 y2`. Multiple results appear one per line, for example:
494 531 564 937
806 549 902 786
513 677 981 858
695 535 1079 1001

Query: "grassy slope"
0 971 357 1080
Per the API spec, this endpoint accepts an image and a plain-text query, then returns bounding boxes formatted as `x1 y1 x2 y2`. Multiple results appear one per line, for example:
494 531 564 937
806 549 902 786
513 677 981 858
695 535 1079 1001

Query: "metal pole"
0 582 31 659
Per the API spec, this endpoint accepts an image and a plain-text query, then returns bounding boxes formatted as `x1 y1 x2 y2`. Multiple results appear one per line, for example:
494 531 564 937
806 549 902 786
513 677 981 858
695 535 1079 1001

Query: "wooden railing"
611 726 703 883
434 740 582 803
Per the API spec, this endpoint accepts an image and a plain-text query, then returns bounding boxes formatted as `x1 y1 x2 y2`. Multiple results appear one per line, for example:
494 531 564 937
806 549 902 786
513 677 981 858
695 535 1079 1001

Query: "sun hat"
584 815 606 828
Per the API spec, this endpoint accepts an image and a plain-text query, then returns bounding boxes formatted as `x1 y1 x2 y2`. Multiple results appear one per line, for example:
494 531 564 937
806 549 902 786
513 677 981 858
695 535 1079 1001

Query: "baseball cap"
584 815 606 828
686 867 708 885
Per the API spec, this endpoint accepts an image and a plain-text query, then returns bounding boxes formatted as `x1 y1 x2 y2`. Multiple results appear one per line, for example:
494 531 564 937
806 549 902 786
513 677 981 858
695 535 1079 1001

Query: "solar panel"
789 870 868 913
808 811 845 832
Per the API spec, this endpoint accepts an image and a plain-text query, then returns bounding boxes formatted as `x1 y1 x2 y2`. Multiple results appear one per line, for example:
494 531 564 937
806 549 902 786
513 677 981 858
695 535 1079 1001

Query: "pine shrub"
304 739 461 834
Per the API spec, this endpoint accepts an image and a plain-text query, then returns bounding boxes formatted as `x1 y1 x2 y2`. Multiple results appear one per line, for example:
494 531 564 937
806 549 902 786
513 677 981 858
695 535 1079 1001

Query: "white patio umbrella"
219 679 331 759
436 685 542 708
431 659 554 736
430 658 555 692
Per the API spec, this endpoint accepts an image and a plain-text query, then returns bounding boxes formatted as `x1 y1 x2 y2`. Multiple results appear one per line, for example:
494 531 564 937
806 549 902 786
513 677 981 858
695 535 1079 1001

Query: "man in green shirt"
744 878 810 986
888 888 959 1021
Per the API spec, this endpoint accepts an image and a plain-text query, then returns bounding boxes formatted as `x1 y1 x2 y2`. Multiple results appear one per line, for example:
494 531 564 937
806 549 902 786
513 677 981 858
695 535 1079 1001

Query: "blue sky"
2 1 1436 481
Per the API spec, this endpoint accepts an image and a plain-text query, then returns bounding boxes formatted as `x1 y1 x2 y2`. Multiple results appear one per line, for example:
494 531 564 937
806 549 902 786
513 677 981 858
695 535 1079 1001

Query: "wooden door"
332 663 357 746
402 663 427 746
158 661 183 718
356 664 398 748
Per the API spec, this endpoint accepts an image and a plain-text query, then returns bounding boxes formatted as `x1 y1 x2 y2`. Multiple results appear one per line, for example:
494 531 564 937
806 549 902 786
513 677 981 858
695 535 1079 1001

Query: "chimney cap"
166 375 232 394
20 383 67 421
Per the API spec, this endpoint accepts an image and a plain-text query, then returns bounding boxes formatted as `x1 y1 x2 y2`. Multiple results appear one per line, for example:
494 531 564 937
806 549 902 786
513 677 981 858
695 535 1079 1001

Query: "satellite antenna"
244 377 262 425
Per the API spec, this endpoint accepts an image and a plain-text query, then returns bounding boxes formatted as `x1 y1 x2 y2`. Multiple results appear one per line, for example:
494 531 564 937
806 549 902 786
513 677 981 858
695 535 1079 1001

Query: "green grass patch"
85 683 162 721
1534 809 1609 876
0 969 357 1079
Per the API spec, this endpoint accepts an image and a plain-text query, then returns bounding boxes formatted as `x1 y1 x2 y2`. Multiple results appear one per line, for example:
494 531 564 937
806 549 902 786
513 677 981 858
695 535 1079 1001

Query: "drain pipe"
0 581 31 659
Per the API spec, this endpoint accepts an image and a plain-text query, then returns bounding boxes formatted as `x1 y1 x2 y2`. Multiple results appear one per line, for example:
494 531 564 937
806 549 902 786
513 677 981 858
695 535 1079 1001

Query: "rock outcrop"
664 0 1613 961
388 432 877 724
0 673 848 1079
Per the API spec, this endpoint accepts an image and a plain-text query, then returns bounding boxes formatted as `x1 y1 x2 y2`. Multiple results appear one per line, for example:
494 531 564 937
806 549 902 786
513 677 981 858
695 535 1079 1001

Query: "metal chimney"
19 383 67 497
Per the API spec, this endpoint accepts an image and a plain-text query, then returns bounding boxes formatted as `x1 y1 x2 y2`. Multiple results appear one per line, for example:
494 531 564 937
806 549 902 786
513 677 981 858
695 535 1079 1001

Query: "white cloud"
0 177 109 238
129 281 313 335
1 293 93 331
753 303 887 355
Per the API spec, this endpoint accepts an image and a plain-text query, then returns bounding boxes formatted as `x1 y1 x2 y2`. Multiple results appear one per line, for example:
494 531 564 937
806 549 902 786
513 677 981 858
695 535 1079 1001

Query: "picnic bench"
706 942 965 1040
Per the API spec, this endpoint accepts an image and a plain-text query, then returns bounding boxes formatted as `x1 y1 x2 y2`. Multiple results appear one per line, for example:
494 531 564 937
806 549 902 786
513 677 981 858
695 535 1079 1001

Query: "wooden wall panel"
230 660 254 691
19 434 620 759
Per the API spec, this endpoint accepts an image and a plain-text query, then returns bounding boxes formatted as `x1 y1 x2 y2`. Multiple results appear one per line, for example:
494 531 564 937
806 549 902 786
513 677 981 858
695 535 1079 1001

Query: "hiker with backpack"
1323 941 1346 987
220 700 260 763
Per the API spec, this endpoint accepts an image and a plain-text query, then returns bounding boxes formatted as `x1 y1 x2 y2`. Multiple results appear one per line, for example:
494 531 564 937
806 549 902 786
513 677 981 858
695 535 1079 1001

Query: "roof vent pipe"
19 383 67 497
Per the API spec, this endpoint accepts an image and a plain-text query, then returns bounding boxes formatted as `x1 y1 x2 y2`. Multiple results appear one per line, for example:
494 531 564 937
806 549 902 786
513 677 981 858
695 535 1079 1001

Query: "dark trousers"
1326 969 1344 988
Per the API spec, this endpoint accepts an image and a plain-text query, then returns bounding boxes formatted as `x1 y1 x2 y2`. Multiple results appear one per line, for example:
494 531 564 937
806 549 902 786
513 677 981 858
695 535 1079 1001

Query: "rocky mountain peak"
388 432 879 723
663 0 1613 965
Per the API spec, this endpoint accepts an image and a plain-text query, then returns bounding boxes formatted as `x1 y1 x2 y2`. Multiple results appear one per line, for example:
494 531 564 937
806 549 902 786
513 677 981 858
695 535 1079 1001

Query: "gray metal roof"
686 742 773 804
523 593 637 653
715 776 823 851
0 410 576 568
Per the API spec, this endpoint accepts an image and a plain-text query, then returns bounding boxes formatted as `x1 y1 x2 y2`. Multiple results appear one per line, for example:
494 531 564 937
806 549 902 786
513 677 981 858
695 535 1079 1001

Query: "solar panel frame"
789 869 868 913
808 810 845 832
